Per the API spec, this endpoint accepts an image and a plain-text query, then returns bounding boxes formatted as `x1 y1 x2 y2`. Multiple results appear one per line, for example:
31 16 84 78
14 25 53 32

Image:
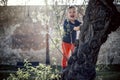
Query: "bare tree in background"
0 0 7 6
62 0 120 80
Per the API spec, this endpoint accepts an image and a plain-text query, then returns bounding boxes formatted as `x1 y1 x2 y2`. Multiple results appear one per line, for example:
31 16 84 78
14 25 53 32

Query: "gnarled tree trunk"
62 0 120 80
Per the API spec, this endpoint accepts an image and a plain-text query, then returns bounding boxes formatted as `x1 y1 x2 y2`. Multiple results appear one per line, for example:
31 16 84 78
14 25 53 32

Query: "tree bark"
62 0 120 80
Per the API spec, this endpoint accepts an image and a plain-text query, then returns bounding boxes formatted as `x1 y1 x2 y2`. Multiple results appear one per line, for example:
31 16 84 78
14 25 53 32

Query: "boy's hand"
73 26 80 31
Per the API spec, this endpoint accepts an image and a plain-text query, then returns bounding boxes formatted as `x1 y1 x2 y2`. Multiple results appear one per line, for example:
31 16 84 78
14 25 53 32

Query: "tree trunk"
46 24 50 65
62 0 120 80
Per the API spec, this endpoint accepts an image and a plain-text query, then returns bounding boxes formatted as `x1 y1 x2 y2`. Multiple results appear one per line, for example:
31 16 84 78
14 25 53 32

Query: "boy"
61 6 81 69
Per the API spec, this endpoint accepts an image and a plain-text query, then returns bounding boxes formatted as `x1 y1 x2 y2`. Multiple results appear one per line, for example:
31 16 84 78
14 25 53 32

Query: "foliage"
96 64 110 71
7 60 60 80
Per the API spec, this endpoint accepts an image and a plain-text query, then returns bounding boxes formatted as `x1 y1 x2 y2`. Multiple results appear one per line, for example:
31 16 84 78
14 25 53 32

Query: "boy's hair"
68 6 76 9
66 6 77 12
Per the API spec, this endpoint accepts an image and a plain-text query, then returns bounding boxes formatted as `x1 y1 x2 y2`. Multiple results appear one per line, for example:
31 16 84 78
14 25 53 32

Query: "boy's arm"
73 26 80 31
73 21 82 31
63 20 67 32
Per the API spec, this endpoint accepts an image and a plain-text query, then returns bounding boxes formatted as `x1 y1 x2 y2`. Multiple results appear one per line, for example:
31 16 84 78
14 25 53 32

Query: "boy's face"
67 8 77 21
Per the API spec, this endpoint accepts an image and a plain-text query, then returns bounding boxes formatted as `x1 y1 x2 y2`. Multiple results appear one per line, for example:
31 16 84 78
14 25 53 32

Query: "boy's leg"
71 43 75 54
61 42 71 69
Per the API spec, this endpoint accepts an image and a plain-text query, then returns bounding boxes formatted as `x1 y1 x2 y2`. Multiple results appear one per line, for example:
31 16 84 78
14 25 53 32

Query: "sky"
7 0 88 5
